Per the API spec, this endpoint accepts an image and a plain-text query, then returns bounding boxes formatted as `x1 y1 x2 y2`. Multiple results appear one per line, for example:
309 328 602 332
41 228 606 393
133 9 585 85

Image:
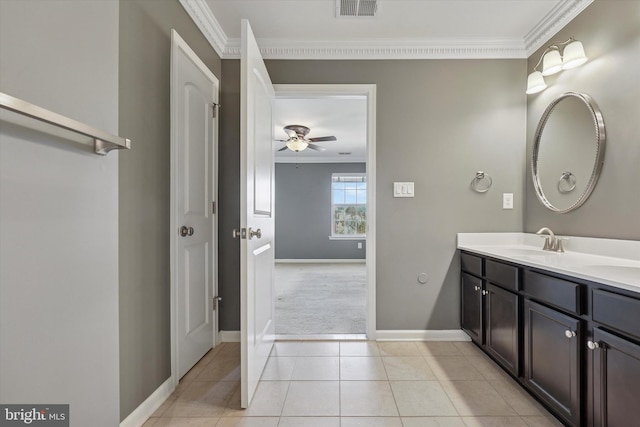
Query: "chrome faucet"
536 227 565 252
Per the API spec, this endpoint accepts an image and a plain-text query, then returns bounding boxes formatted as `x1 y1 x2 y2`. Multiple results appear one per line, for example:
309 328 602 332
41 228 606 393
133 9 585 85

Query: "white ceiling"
181 0 593 59
274 97 367 163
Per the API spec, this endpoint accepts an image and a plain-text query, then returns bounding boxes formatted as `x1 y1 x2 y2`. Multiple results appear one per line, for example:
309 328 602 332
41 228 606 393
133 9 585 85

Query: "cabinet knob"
564 330 576 338
587 340 600 350
482 290 489 296
474 286 480 292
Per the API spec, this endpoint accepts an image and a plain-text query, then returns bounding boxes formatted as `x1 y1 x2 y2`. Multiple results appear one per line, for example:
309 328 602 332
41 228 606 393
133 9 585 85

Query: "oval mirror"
532 92 605 213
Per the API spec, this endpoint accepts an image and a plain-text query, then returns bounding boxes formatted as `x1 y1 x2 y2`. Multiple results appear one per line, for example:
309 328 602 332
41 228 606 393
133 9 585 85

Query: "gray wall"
0 1 120 424
219 58 526 331
275 163 366 260
525 0 640 240
118 0 222 420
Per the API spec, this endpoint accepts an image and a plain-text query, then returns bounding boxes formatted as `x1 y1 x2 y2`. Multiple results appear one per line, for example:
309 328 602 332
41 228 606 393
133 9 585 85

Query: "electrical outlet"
503 193 514 209
357 242 363 249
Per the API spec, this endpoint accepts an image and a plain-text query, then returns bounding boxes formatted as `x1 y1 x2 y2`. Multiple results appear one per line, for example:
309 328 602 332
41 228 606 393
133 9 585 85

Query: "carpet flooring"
274 263 367 335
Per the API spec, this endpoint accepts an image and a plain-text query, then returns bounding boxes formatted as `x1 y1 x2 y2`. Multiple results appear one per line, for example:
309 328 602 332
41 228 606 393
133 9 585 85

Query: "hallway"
144 341 561 426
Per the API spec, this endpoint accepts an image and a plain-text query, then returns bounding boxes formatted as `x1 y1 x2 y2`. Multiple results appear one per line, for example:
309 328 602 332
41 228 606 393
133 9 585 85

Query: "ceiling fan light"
526 71 547 94
286 138 309 152
541 49 563 76
562 40 588 69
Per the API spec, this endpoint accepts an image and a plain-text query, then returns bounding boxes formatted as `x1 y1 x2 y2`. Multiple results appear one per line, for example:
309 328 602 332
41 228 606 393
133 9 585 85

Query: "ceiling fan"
276 125 337 152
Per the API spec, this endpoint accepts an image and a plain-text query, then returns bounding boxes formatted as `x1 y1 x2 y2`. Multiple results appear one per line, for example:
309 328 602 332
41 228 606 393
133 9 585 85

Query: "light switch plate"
503 193 514 209
394 182 415 198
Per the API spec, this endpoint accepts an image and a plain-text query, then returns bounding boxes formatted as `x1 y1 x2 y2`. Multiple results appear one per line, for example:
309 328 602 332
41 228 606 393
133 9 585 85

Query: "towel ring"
471 171 492 193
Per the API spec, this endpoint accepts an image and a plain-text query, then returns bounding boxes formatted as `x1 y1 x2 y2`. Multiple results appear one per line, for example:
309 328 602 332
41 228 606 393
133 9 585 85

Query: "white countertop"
457 233 640 293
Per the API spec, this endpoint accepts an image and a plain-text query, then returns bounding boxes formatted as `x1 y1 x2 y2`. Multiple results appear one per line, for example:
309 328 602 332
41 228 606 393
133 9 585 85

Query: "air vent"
338 152 352 155
337 0 378 17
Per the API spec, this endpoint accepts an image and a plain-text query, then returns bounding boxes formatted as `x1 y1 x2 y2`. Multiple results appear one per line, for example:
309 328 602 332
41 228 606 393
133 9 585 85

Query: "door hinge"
212 201 216 214
212 102 221 118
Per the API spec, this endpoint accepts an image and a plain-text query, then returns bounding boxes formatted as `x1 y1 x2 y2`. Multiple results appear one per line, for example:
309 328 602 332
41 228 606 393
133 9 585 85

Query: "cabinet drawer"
524 270 582 315
592 289 640 339
461 252 483 277
486 259 519 291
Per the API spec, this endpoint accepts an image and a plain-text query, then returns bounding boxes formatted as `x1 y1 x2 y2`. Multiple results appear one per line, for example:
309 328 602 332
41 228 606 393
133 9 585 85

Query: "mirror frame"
532 92 606 214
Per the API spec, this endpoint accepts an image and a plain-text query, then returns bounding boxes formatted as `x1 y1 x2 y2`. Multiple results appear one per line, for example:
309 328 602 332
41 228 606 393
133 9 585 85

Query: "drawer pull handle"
564 330 576 338
587 340 600 350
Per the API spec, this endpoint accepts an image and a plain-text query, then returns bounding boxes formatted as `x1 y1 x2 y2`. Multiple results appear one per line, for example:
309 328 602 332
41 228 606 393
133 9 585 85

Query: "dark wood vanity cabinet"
459 250 640 427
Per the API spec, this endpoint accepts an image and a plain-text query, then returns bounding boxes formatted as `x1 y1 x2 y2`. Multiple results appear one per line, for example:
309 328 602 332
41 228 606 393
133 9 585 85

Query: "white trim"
275 258 365 264
220 330 241 342
273 84 377 340
178 0 592 60
375 330 471 342
276 334 367 341
276 156 366 164
119 377 174 427
524 0 594 56
328 236 366 241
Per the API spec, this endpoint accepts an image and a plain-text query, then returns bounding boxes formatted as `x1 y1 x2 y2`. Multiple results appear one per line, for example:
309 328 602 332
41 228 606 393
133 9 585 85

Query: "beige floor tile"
440 381 517 417
454 342 484 356
377 342 422 356
151 394 177 417
216 343 241 360
340 341 380 356
153 418 220 426
401 417 466 426
425 356 484 381
464 355 512 381
341 417 403 427
340 356 388 380
162 381 236 417
416 342 464 356
299 341 340 356
291 356 339 380
383 356 436 380
142 418 159 426
271 341 302 357
260 356 297 380
196 357 241 382
281 381 340 416
215 417 280 427
462 417 527 427
389 381 458 417
224 381 288 417
488 379 546 416
340 381 399 416
520 416 564 427
277 417 340 427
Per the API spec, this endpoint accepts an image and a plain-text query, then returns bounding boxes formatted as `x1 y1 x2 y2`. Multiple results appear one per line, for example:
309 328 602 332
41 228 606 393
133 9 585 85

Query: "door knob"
248 228 262 239
180 226 194 237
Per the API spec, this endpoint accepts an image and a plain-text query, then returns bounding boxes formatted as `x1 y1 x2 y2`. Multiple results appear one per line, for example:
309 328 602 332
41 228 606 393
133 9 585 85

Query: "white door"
240 19 276 408
171 29 219 379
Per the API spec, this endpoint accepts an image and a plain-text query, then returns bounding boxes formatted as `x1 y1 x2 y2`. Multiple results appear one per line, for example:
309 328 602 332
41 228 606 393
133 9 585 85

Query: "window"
331 173 366 238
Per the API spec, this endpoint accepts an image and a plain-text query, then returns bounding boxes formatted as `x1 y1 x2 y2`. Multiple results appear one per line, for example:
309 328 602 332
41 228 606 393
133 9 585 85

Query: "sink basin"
580 265 640 284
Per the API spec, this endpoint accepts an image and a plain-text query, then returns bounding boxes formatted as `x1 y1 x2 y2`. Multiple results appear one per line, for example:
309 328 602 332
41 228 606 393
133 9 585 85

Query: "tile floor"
143 341 563 427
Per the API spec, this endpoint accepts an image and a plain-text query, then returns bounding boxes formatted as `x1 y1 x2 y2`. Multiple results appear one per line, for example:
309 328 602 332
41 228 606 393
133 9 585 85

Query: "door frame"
169 29 220 387
273 84 377 338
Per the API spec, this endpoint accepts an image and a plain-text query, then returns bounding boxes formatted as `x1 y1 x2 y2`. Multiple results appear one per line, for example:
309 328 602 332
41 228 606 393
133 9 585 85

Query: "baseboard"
220 330 240 342
120 377 174 427
275 259 366 264
375 329 471 341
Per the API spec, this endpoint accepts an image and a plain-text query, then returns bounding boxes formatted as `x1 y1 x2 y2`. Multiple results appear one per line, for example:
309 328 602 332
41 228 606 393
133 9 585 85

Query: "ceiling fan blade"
277 146 289 151
307 143 326 152
283 128 297 138
307 136 337 142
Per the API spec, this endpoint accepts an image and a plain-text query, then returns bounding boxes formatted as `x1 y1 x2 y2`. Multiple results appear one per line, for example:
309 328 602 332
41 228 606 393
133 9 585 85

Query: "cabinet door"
591 328 640 427
524 299 581 426
485 283 519 376
461 272 483 344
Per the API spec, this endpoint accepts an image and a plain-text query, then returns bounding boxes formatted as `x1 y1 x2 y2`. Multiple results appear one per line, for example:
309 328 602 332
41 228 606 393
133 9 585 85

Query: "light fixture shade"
562 40 588 69
286 138 308 152
526 71 547 94
542 49 563 76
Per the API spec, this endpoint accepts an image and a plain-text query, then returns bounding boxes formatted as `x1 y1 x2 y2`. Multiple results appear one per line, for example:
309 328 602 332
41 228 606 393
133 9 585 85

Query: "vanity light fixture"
526 37 588 94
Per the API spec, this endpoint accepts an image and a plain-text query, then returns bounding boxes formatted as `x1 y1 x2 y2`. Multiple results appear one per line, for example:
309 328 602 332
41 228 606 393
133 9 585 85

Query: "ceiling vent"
337 0 378 17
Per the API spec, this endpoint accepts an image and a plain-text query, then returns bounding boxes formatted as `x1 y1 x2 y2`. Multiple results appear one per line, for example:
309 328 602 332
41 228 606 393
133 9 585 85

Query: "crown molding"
179 0 228 58
524 0 594 56
181 0 593 60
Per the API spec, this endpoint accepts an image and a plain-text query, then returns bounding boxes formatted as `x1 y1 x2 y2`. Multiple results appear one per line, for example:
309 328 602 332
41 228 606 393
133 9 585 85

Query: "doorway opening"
272 84 376 339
